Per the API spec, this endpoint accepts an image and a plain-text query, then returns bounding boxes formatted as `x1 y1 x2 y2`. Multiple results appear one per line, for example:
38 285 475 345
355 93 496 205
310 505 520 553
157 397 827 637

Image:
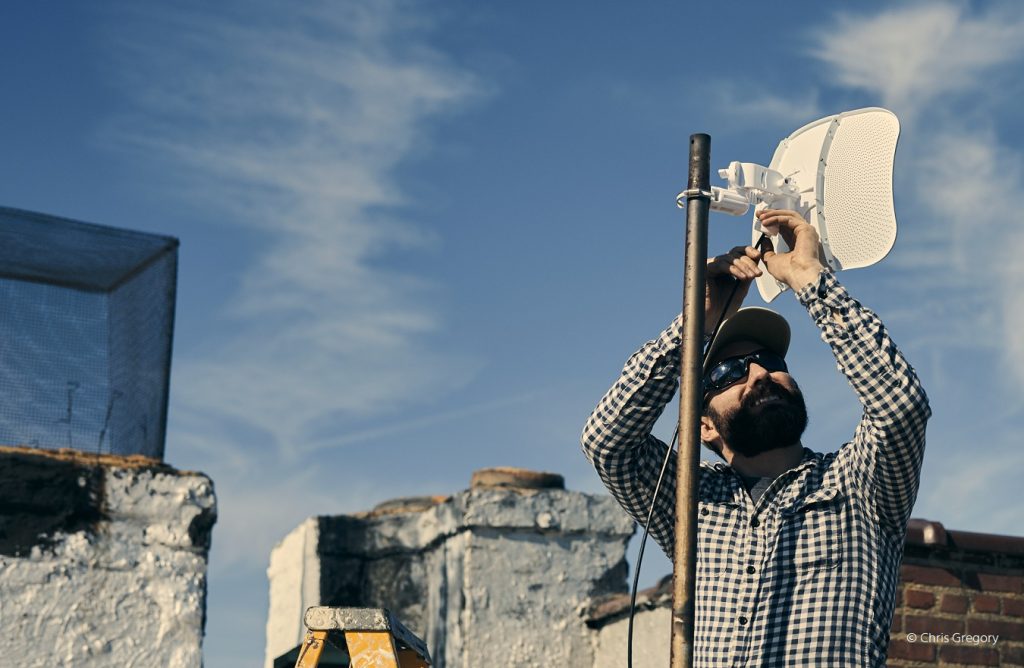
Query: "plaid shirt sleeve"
580 314 685 556
796 270 932 533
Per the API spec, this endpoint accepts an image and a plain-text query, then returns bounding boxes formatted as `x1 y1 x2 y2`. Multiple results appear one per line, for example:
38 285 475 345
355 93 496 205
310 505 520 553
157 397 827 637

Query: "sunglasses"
703 349 788 397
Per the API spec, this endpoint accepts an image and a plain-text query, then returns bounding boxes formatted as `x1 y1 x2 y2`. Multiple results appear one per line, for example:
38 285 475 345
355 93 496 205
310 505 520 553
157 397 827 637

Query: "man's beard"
708 378 808 458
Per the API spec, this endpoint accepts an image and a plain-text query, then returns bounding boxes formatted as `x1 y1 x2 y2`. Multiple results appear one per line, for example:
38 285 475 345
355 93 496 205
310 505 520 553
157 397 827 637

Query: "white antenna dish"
677 107 900 302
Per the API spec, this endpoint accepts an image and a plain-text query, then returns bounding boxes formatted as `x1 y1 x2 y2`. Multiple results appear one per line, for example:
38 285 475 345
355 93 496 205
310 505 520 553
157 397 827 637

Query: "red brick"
974 594 1001 614
1002 643 1024 665
890 613 903 633
905 614 964 635
941 594 969 614
967 618 1024 641
900 564 962 588
977 572 1023 593
895 587 903 608
905 589 936 609
1004 597 1024 618
940 644 999 665
887 639 936 661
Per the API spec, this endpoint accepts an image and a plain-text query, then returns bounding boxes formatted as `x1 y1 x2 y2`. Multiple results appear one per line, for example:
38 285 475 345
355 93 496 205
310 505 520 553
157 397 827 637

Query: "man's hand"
756 209 826 292
705 245 762 336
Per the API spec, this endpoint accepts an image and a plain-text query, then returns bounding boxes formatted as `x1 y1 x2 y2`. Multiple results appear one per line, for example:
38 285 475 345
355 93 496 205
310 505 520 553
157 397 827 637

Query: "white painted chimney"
265 467 635 668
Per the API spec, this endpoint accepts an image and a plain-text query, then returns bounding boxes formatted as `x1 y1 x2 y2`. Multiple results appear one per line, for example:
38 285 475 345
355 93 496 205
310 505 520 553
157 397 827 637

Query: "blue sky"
3 1 1024 665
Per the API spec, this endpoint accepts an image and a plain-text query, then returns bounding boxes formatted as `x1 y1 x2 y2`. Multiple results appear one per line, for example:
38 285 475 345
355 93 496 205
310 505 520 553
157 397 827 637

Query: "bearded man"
581 209 930 667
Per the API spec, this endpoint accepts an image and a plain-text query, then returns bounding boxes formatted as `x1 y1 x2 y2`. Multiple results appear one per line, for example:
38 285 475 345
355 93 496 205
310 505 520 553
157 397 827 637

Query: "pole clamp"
678 188 713 199
675 188 714 209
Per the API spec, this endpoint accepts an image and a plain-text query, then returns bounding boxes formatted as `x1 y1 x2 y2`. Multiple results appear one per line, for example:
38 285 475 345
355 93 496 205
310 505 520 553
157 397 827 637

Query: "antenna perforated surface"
822 112 899 269
754 108 900 302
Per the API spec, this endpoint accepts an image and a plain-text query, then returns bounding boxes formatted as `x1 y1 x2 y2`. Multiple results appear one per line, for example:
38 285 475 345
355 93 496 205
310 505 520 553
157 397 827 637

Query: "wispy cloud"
813 2 1024 121
108 1 488 458
787 2 1024 547
103 6 490 663
910 130 1024 384
707 83 821 128
811 1 1024 390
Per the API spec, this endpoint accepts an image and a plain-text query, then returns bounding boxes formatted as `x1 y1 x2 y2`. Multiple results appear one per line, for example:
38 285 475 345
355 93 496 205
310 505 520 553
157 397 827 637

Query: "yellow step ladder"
293 607 431 668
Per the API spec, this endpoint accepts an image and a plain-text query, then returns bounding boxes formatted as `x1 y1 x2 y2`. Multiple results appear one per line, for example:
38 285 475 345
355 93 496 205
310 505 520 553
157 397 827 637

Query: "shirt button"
701 508 709 517
746 565 756 575
738 616 748 626
750 518 760 528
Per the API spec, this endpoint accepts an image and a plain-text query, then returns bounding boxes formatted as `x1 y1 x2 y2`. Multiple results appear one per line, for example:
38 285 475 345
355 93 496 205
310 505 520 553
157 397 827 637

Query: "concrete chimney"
0 446 216 666
265 467 634 667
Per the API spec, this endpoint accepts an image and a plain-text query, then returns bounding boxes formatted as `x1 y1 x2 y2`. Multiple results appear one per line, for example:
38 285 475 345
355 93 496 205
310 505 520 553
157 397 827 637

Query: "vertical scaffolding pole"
670 133 711 668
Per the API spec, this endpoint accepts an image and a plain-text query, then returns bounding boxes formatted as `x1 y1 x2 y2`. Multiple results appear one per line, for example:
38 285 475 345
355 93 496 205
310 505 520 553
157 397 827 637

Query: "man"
581 209 930 667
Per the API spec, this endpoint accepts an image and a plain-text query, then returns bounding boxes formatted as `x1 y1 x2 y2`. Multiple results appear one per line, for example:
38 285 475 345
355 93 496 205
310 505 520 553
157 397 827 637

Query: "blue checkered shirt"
582 270 931 667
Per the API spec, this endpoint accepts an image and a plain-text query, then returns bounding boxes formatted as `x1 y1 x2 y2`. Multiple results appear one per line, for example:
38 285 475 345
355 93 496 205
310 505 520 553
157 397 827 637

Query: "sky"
3 1 1024 665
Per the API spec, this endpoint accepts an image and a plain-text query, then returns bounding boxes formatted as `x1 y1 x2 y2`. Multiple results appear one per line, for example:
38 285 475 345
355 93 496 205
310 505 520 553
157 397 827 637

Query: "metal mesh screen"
0 207 177 459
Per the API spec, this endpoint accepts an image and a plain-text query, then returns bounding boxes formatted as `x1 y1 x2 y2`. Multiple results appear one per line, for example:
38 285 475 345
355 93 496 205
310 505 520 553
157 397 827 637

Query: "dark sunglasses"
703 350 788 396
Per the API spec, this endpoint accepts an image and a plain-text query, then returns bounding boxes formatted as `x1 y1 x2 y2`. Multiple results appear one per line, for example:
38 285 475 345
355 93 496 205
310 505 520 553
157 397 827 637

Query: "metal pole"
670 133 710 668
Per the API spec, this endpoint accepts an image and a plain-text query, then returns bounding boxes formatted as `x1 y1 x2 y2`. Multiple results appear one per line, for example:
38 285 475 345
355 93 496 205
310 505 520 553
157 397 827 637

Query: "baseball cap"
703 307 791 374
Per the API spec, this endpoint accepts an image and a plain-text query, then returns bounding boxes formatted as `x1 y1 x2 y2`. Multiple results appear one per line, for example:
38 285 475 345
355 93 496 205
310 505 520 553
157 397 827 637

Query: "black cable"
626 424 678 666
625 235 766 667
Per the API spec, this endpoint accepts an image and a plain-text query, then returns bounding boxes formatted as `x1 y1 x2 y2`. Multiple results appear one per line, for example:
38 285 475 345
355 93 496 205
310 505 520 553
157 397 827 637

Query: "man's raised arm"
759 209 932 532
581 246 762 555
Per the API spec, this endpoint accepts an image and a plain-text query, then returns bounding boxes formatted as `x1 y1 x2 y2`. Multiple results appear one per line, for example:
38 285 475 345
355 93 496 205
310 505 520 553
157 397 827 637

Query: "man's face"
703 341 808 458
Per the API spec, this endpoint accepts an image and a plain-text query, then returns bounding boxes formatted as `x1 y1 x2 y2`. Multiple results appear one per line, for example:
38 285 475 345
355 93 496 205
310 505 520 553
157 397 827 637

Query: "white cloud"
707 83 821 127
908 129 1021 274
96 7 499 621
103 8 491 660
108 1 488 457
789 1 1024 545
813 2 1024 120
811 2 1024 389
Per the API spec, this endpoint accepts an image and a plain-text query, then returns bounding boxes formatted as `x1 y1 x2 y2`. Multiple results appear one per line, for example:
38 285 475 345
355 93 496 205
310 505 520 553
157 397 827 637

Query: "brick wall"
886 521 1024 667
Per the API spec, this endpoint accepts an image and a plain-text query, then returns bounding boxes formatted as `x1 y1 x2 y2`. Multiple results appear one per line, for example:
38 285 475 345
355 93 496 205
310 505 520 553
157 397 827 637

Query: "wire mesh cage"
0 207 177 459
